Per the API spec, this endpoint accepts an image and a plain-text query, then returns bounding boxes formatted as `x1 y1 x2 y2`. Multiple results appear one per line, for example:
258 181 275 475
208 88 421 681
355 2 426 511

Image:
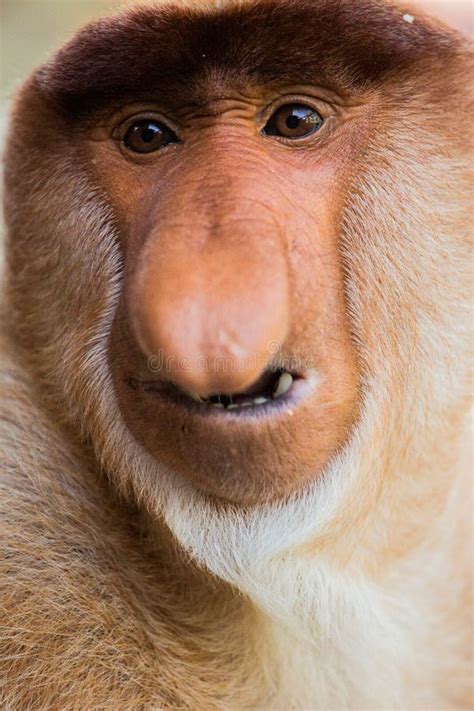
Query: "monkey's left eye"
123 119 178 153
263 104 324 139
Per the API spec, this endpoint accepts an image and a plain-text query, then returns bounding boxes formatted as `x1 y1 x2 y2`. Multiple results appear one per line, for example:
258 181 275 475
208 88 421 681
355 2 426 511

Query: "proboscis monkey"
1 0 472 708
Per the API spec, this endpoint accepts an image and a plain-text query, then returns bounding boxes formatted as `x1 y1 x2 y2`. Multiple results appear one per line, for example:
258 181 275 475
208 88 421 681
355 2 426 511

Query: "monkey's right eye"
123 119 178 153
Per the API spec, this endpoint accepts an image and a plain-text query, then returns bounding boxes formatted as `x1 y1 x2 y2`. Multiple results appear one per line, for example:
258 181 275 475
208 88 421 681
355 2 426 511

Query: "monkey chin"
111 354 359 506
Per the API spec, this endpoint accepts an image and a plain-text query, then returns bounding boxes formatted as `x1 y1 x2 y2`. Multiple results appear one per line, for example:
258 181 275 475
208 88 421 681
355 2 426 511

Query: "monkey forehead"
37 0 461 116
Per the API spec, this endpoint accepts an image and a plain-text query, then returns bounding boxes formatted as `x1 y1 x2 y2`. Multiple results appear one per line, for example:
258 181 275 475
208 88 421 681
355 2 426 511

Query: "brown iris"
123 119 178 153
264 104 324 139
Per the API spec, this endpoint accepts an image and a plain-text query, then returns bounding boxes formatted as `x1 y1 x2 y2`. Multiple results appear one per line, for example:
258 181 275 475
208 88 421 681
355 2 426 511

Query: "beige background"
1 0 129 135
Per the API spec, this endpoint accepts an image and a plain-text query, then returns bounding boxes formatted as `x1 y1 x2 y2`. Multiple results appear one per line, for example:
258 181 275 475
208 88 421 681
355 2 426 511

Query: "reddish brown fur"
1 0 473 708
39 0 460 113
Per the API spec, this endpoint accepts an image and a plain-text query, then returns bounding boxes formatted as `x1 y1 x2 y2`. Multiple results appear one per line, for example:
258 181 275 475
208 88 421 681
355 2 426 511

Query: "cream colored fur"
1 2 473 709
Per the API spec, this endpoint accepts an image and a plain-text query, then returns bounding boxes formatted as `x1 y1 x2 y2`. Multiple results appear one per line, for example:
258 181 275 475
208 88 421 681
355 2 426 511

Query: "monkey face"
85 65 366 504
5 0 470 509
102 91 362 504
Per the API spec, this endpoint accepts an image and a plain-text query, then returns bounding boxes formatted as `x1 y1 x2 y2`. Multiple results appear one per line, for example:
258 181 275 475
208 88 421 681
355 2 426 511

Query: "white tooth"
273 372 293 398
240 401 252 407
189 392 206 403
253 397 268 405
227 404 238 410
211 402 225 409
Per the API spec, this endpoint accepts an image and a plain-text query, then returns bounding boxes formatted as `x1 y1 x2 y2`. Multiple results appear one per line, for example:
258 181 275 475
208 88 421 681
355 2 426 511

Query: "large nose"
128 218 289 398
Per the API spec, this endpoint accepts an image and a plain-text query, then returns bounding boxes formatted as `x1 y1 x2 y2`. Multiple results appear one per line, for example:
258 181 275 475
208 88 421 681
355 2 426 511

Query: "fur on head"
3 1 473 704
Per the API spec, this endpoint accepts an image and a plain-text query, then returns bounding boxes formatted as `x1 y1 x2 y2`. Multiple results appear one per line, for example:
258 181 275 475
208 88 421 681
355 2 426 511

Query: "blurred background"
0 0 472 138
1 1 131 136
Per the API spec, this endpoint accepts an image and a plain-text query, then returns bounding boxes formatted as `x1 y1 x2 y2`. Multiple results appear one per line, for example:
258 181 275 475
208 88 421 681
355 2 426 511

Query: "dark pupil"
286 115 300 130
141 125 159 143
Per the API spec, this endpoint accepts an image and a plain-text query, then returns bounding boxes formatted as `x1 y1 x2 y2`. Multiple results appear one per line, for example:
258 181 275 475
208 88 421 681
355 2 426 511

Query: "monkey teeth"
190 370 295 411
189 393 207 403
272 371 293 398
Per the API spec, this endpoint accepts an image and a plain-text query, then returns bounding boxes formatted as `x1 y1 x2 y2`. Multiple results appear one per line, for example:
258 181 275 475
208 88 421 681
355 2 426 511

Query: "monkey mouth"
189 368 296 410
128 368 311 414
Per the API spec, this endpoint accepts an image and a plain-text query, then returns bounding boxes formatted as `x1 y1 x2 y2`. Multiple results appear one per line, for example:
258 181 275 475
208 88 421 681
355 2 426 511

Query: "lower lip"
137 371 321 421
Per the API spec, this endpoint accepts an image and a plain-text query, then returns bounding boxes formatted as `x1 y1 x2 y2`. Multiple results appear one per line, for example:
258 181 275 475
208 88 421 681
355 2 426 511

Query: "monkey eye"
123 119 178 153
263 104 324 139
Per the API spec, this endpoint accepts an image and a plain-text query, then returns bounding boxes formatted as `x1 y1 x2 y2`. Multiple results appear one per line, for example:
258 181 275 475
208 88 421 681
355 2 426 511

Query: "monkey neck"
3 339 470 708
142 440 471 708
